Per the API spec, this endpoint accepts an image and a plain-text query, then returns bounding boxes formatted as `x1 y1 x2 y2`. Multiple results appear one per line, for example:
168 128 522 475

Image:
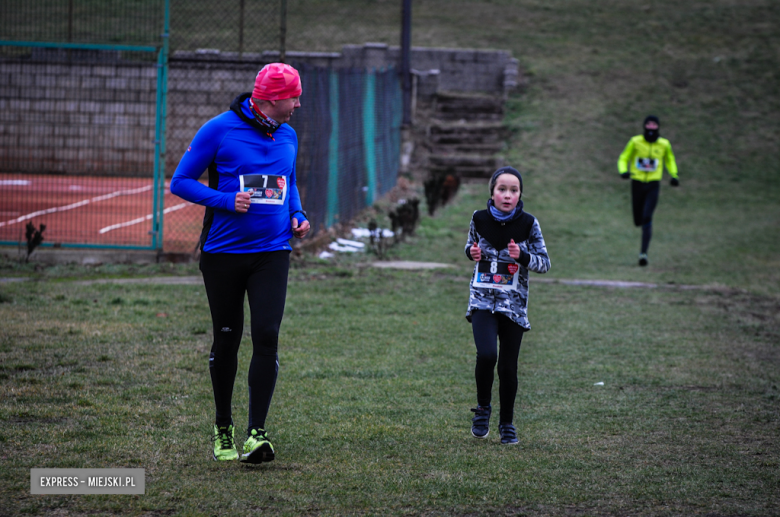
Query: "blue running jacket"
170 93 307 253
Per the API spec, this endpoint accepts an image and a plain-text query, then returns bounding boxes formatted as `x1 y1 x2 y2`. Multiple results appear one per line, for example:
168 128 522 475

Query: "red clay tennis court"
0 173 204 253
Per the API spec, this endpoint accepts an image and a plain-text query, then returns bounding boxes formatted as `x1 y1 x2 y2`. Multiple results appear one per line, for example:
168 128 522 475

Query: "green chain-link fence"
2 1 401 55
1 0 403 253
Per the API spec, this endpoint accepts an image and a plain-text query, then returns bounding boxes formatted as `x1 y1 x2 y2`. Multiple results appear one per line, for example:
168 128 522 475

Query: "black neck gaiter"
644 128 659 143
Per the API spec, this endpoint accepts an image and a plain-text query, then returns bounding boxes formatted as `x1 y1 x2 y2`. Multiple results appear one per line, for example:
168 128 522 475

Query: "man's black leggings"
631 180 660 254
200 250 290 433
471 309 525 424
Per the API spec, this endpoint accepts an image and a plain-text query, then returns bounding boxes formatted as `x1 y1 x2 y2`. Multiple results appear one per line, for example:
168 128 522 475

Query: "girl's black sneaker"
499 422 518 445
470 405 491 438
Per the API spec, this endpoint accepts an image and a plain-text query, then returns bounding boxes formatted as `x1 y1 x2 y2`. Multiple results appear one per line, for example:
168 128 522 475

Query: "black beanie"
489 166 523 195
643 115 660 127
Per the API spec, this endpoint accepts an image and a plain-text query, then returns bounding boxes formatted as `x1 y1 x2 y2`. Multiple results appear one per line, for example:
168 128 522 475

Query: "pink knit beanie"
252 63 302 101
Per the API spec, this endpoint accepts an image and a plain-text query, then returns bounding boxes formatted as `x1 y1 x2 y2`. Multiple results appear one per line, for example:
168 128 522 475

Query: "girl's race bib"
240 174 288 206
472 259 519 292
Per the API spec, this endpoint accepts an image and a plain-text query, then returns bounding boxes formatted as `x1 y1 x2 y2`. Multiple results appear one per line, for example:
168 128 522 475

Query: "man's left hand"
292 218 310 238
670 177 680 187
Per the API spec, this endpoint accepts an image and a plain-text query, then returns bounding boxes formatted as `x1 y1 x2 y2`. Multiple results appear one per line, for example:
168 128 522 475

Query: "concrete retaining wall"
176 42 519 96
0 43 518 176
0 60 158 175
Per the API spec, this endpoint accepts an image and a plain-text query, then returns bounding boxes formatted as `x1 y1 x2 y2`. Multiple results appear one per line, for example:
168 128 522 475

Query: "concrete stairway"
425 91 509 179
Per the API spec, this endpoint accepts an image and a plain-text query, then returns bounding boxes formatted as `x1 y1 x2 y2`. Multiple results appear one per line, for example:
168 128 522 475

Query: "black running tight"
471 309 525 424
200 250 290 433
631 180 660 254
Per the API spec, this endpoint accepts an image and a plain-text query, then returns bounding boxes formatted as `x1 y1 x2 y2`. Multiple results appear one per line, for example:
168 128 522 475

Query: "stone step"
428 133 506 146
430 142 505 154
428 122 509 145
428 163 501 178
430 153 501 165
435 111 504 122
429 119 506 129
434 91 505 120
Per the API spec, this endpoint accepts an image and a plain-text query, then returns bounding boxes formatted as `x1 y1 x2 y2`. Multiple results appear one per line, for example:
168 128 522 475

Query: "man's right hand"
235 189 253 213
470 242 481 261
620 172 631 180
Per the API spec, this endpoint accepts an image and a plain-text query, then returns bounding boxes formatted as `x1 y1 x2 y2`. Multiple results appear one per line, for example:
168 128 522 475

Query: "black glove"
670 177 680 187
620 172 630 180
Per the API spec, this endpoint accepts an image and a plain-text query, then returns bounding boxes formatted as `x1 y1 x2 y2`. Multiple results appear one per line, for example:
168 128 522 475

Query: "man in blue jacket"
171 63 310 464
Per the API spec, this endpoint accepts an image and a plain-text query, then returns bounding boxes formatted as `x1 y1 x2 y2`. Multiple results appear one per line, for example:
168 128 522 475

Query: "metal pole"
400 0 412 127
159 0 170 250
68 0 74 61
280 0 287 63
68 0 73 43
152 0 170 251
239 0 245 56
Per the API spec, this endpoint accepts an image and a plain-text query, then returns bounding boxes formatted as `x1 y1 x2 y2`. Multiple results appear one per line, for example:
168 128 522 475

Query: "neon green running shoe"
240 428 275 464
212 423 239 461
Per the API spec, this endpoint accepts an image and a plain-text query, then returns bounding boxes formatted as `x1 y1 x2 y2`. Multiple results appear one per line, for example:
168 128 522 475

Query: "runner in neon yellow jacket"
617 133 679 182
617 115 680 266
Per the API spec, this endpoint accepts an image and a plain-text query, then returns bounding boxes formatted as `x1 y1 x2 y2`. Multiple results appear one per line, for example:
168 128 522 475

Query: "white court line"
0 185 152 229
98 202 192 234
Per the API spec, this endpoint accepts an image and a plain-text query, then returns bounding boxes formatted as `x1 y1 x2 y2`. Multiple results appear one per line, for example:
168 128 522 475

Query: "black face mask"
644 128 659 142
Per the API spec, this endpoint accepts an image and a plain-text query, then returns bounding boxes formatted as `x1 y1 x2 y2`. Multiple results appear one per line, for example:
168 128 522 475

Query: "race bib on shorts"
472 259 519 292
635 157 658 172
240 174 287 206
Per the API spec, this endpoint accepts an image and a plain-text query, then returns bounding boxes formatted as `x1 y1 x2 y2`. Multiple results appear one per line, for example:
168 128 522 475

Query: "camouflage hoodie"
465 200 551 330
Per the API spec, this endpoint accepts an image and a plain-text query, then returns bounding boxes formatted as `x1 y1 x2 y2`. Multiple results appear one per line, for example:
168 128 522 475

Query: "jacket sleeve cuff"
290 210 307 222
518 250 531 267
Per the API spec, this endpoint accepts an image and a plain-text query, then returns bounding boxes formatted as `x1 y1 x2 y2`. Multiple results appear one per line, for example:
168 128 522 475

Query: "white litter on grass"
594 382 605 386
318 251 334 259
328 242 361 253
323 228 397 257
336 238 365 249
350 227 395 239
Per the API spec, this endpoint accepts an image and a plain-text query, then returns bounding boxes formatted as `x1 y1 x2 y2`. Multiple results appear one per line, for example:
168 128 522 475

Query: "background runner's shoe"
470 405 491 438
638 253 649 266
241 428 275 464
499 422 519 445
212 424 239 461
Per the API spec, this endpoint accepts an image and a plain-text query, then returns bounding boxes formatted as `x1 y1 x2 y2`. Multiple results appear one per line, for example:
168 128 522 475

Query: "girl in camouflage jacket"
464 167 550 444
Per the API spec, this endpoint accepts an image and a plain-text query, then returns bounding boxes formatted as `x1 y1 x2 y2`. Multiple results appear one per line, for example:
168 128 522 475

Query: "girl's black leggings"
471 309 525 424
200 250 290 433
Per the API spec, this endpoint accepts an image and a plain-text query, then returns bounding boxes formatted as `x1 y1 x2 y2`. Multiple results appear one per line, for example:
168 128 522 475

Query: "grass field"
2 0 779 515
1 236 778 516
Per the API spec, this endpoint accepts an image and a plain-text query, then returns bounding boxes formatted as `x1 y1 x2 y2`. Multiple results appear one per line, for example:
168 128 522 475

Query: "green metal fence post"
363 70 377 207
152 0 170 251
326 69 339 228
